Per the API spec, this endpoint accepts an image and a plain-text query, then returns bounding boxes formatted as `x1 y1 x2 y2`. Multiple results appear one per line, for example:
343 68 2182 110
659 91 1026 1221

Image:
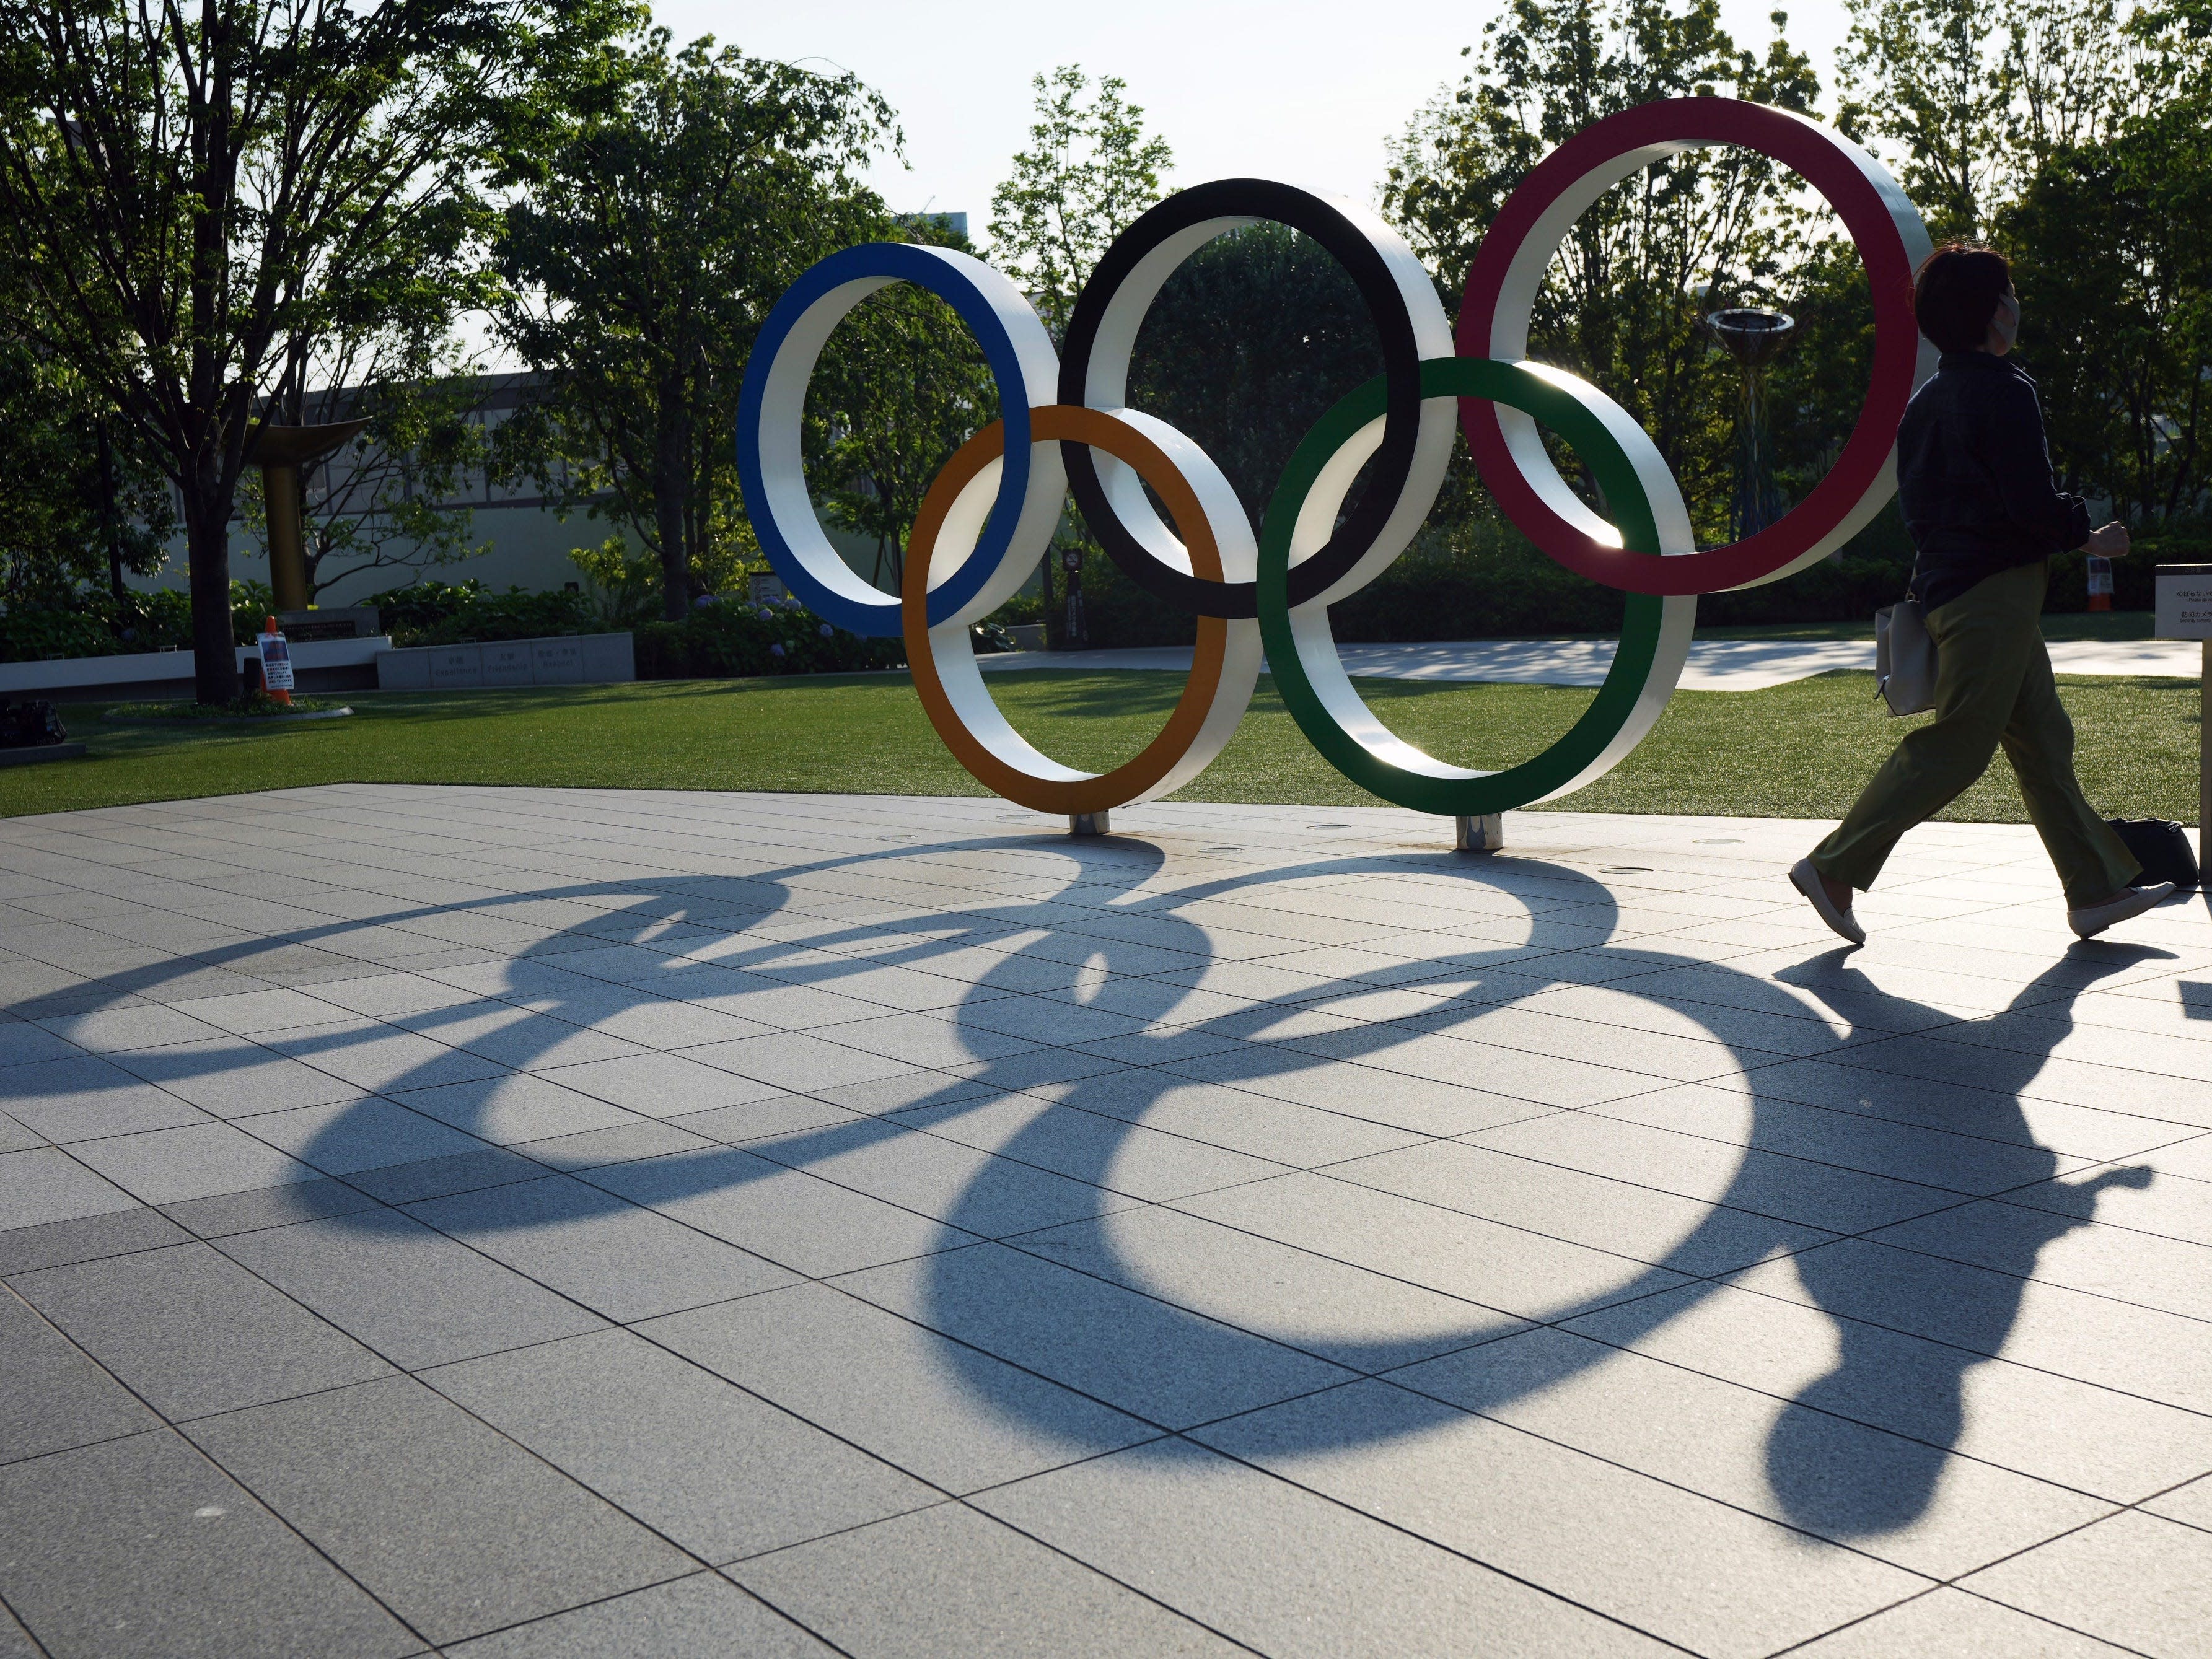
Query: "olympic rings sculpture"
736 98 1936 826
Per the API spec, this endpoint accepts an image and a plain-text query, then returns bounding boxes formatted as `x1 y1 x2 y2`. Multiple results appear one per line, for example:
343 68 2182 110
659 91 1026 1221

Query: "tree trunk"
654 385 689 621
180 447 240 703
99 427 125 609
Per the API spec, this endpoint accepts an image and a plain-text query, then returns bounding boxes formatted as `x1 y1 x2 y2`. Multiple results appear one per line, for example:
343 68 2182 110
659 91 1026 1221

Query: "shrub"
366 579 600 646
1042 501 1930 647
632 598 906 679
0 583 271 663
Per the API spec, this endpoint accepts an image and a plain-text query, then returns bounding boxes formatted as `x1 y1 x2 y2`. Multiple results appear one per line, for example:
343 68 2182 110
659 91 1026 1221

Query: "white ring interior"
1483 119 1935 588
1078 195 1457 606
757 247 1067 622
924 420 1263 802
1289 370 1696 797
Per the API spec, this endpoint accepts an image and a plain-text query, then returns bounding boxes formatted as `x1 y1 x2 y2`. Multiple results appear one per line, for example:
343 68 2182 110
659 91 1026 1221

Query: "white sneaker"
1790 858 1865 946
2068 883 2176 939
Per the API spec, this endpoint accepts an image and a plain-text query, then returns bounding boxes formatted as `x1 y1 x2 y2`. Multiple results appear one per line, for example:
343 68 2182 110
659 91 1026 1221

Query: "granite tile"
406 1173 795 1321
11 1241 389 1419
0 1288 160 1463
0 1206 185 1274
0 1147 141 1230
186 1375 690 1646
729 1502 1240 1658
443 1572 834 1658
427 1329 936 1562
833 1241 1352 1430
216 1207 604 1368
0 1429 418 1658
641 1282 1157 1492
975 1438 1676 1657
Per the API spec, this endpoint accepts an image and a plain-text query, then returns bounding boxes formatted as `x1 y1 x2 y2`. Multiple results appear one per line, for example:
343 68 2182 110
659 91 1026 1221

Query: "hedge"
0 582 282 663
632 599 906 678
1045 506 2212 649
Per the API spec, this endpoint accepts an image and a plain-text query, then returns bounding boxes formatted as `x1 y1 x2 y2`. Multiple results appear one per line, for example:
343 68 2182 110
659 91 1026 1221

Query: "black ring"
1057 179 1426 619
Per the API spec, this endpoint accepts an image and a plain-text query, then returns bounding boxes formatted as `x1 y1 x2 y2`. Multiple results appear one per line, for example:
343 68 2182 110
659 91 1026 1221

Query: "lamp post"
243 420 369 612
1707 308 1796 542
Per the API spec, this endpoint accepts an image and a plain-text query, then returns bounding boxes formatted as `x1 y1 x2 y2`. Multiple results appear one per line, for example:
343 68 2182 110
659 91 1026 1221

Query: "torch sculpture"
244 420 369 612
1707 307 1796 543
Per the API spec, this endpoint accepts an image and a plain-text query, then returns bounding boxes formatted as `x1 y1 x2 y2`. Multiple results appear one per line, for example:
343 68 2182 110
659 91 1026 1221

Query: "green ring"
1257 357 1684 817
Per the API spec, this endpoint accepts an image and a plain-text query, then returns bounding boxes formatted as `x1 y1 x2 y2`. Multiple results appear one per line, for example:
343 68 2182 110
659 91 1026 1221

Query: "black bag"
0 700 68 749
2108 817 2200 891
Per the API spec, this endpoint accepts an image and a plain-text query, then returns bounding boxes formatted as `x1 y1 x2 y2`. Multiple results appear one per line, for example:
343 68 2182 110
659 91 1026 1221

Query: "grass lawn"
4 664 2197 824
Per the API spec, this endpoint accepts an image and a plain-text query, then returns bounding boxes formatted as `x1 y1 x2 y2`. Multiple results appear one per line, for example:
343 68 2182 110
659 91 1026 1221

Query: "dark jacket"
1897 351 2089 613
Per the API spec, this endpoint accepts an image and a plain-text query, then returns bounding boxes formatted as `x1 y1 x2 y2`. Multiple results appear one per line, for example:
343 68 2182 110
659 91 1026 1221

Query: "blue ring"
737 243 1039 637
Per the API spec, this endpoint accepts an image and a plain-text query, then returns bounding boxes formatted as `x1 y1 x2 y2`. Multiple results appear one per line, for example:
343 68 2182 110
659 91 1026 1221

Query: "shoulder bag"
1874 595 1937 717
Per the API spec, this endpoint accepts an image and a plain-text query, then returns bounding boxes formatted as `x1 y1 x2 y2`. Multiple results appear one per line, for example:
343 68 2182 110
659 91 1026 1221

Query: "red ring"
1457 99 1931 595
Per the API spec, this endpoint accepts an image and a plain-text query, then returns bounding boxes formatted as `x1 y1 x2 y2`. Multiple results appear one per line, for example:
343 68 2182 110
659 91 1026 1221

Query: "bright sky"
670 1 1855 245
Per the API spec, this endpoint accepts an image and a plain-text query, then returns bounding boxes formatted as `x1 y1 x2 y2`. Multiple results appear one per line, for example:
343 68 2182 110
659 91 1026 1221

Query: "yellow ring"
902 405 1258 816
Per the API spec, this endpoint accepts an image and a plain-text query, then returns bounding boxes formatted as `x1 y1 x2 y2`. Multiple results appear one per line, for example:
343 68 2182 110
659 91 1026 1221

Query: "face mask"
1991 292 2021 352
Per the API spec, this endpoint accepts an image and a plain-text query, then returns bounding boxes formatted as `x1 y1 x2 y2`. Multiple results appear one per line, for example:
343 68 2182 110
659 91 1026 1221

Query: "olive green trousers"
1810 561 2140 907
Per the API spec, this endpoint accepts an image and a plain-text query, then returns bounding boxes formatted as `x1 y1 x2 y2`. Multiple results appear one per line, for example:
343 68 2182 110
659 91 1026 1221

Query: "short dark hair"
1913 244 2013 354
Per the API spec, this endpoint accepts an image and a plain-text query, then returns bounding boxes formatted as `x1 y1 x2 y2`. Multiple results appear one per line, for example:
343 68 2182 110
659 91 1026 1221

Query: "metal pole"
1455 814 1504 853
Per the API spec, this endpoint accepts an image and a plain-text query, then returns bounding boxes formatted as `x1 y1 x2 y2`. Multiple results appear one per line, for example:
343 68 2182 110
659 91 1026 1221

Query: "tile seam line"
1134 1410 1771 1659
419 1569 869 1659
1296 1135 1957 1244
1713 1266 2212 1424
0 1584 53 1659
1850 1496 2197 1657
156 1217 987 1608
1630 1033 2212 1144
1370 1347 2122 1575
2 1411 442 1654
1376 1282 2169 1515
1110 1150 2212 1447
1566 1067 2212 1165
175 1387 713 1650
1756 1581 2153 1659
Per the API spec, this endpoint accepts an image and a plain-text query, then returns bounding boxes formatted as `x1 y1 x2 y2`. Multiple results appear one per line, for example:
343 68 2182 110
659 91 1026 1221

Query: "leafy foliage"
988 65 1173 643
364 579 598 646
987 68 1173 344
814 219 999 593
0 580 281 663
239 362 498 605
631 598 906 679
0 333 173 608
1128 223 1382 528
491 29 895 621
1383 0 1820 547
0 0 594 698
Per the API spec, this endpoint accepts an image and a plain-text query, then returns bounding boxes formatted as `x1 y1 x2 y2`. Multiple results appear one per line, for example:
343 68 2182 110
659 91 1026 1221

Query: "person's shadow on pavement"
1759 948 2159 1536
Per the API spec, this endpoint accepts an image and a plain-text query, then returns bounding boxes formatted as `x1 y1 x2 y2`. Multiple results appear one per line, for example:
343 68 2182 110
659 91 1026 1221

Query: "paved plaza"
5 786 2212 1657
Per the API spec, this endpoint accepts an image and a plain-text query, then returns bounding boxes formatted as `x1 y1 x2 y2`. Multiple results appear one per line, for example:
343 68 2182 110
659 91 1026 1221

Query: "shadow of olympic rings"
22 828 2163 1543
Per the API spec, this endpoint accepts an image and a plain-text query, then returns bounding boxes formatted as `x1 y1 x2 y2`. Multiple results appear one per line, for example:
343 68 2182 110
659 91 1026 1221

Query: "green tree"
1128 222 1380 525
1999 4 2211 525
1383 0 1820 543
492 30 894 621
988 66 1172 343
1834 0 2021 239
0 0 574 701
0 326 172 609
988 65 1173 640
1833 0 2210 530
1835 0 2136 241
236 364 494 603
814 220 999 592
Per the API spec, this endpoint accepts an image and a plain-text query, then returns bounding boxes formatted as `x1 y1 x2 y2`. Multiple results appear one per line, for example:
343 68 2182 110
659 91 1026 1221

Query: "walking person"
1791 244 2174 945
